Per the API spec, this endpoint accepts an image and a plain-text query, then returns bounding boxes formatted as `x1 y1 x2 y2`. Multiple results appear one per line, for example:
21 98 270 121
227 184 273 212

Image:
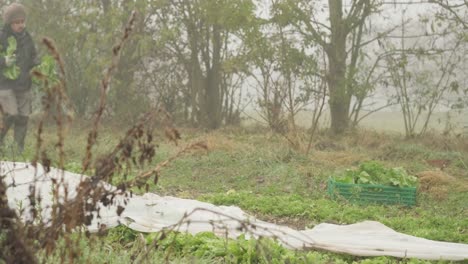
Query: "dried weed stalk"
2 11 146 263
0 178 37 264
31 37 72 170
126 140 208 192
0 27 73 264
82 11 138 173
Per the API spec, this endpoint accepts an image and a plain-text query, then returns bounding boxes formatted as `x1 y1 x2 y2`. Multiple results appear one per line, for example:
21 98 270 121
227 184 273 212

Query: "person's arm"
31 42 38 68
0 31 11 69
27 33 39 69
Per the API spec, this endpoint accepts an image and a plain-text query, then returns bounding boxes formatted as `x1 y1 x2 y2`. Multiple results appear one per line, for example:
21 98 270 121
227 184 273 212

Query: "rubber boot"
13 115 28 153
0 114 15 147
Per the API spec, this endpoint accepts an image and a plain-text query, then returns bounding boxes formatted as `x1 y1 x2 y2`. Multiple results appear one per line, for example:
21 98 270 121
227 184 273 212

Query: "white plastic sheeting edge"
2 161 468 261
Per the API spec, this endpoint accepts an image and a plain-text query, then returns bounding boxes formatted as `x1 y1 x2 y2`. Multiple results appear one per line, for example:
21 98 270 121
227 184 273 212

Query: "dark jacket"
0 25 37 91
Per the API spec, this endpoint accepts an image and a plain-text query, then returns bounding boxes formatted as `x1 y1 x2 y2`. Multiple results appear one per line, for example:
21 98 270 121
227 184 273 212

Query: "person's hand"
4 54 16 67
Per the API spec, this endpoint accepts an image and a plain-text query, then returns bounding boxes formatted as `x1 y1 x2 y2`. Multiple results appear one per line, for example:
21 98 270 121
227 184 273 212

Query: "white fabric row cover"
2 161 468 261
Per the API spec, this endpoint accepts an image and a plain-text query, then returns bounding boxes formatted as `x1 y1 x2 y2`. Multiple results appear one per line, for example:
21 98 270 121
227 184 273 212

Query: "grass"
2 119 468 263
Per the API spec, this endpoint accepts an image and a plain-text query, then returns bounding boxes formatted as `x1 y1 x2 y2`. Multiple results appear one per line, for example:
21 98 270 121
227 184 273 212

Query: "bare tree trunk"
327 0 350 134
204 25 222 129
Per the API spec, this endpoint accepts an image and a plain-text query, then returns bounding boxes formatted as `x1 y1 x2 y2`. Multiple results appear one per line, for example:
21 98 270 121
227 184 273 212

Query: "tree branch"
287 1 329 48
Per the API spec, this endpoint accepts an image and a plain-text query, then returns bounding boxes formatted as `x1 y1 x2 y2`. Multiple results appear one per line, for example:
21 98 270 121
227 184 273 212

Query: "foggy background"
12 0 467 135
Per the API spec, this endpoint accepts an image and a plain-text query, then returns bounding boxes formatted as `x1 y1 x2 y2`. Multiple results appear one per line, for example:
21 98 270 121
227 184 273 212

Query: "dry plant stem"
32 74 51 168
82 11 138 173
31 79 52 226
107 110 157 159
42 109 159 241
127 141 208 186
42 38 70 169
42 38 66 82
0 105 4 130
32 37 72 170
30 38 72 246
0 179 37 264
26 12 140 256
306 80 327 154
92 110 158 184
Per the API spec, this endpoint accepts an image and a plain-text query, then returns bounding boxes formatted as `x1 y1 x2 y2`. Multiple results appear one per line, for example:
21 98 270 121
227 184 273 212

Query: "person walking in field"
0 3 37 153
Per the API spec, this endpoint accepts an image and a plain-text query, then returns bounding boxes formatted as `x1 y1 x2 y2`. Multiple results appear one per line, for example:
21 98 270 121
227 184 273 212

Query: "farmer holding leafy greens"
0 3 37 153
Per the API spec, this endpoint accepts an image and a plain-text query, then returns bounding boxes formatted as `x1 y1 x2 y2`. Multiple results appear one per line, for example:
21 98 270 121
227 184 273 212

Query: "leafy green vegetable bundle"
33 54 59 85
335 161 418 187
1 36 20 79
0 35 58 84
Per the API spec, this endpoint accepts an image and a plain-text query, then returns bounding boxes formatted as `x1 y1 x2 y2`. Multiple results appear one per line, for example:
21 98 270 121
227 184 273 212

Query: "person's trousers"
0 89 32 152
0 115 29 152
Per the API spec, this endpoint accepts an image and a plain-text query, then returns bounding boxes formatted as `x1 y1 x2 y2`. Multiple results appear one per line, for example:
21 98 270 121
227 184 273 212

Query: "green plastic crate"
327 178 417 206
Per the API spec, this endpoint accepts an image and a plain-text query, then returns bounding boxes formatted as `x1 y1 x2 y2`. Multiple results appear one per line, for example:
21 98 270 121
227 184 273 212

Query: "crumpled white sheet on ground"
2 161 468 261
